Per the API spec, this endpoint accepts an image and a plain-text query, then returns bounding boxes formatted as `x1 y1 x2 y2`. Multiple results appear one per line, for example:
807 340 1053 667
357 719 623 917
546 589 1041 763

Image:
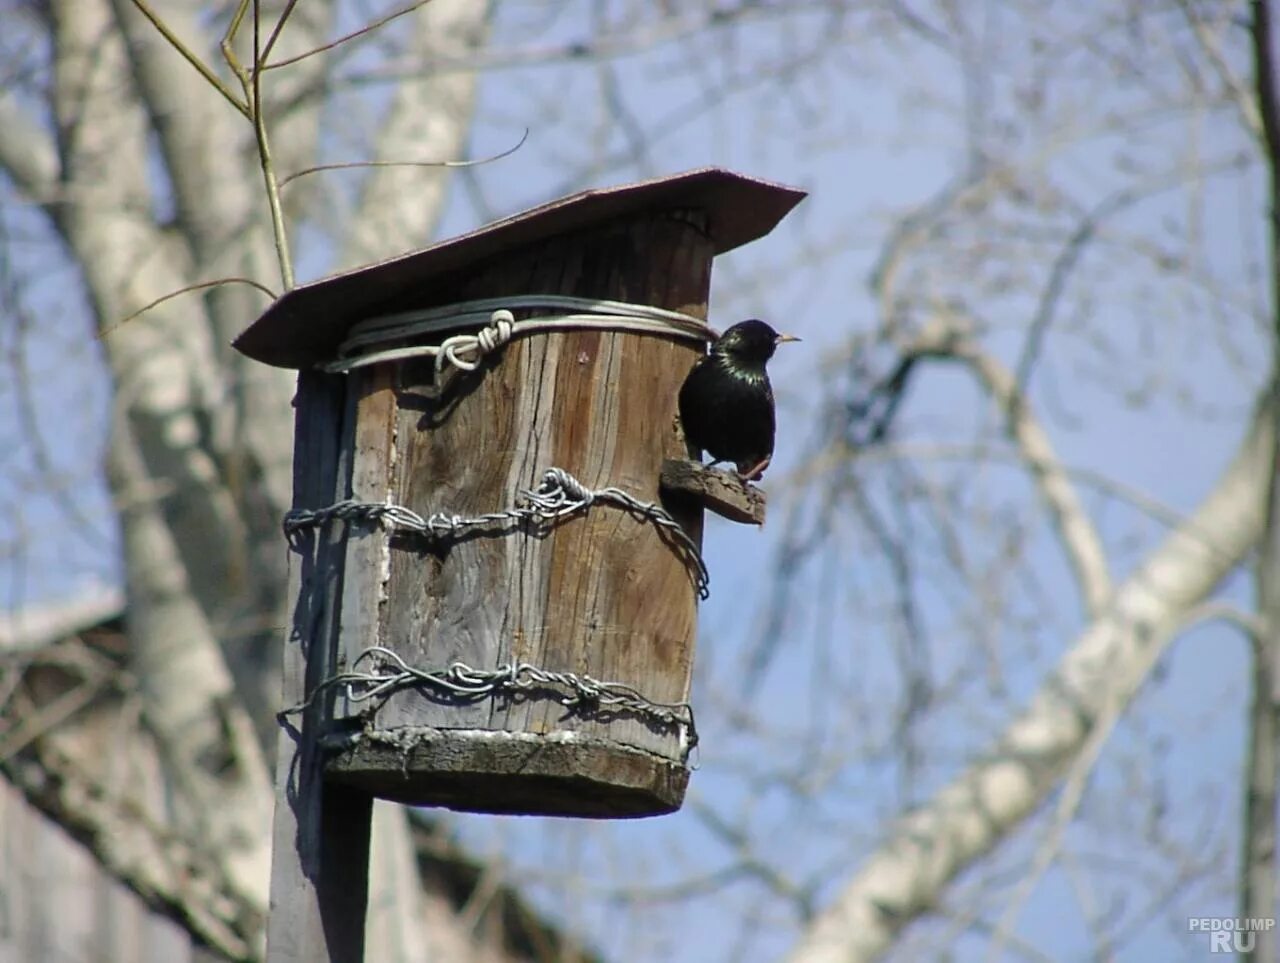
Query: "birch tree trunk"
786 404 1273 962
0 1 503 959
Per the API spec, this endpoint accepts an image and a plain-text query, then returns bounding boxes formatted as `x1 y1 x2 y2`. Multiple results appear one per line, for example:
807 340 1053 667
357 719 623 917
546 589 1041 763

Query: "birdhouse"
237 168 805 818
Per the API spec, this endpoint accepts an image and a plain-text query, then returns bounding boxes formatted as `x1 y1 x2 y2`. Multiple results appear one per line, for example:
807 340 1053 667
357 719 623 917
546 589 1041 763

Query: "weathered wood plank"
500 233 574 743
267 371 371 963
548 213 707 757
334 365 397 723
326 731 687 816
660 459 767 525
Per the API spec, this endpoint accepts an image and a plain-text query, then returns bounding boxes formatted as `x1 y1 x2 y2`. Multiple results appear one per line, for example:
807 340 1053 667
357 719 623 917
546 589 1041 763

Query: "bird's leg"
737 455 771 482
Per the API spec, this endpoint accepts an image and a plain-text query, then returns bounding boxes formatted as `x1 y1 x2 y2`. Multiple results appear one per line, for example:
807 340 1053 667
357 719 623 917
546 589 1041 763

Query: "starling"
678 319 800 481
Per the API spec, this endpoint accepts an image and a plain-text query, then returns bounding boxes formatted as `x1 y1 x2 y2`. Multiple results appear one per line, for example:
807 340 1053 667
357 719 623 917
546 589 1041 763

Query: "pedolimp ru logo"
1188 917 1276 952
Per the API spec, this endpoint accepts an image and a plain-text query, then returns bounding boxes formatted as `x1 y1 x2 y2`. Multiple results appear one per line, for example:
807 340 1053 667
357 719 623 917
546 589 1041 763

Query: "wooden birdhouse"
237 168 806 820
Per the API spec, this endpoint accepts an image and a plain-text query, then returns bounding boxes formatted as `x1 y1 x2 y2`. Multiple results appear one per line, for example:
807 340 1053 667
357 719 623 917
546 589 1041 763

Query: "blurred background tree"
0 1 1276 961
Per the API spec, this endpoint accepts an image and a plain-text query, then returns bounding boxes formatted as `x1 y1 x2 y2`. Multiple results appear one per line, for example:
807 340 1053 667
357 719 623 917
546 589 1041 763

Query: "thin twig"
96 277 278 341
259 0 300 67
0 667 113 762
264 0 437 71
278 128 529 188
128 0 250 118
1011 202 1107 396
1179 600 1267 644
215 2 294 287
250 0 294 289
1012 165 1237 397
219 0 252 85
790 440 1238 561
1176 0 1265 142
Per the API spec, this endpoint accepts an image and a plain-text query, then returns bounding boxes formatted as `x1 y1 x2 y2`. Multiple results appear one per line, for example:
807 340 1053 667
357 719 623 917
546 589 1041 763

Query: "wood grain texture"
334 365 397 723
327 731 688 816
267 372 371 963
327 210 713 816
660 458 767 525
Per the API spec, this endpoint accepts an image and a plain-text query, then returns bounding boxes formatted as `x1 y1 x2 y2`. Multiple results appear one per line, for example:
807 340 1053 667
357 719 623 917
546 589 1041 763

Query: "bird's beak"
776 334 802 344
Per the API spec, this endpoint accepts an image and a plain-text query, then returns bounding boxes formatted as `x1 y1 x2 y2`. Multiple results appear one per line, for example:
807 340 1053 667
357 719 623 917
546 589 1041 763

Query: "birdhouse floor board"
659 459 767 525
324 728 687 817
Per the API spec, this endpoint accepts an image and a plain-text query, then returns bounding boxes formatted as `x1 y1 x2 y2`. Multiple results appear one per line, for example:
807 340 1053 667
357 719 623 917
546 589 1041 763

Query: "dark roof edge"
235 168 806 368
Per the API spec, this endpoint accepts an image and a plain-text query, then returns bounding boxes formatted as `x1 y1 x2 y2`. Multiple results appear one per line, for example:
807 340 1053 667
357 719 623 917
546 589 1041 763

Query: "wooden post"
266 371 371 962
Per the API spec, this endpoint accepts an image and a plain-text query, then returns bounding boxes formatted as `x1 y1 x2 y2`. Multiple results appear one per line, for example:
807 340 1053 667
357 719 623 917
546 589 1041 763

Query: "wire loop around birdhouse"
279 646 698 759
321 295 716 374
283 466 710 599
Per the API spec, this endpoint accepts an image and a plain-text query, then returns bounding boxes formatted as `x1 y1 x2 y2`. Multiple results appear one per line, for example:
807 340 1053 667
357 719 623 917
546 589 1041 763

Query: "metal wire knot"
436 309 515 373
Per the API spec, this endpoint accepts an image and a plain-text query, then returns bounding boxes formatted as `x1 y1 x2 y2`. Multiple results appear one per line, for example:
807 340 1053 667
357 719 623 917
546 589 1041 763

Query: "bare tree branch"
909 321 1113 619
264 0 435 71
98 277 279 340
0 96 60 200
987 673 1126 958
107 418 273 909
107 0 311 733
1253 0 1280 164
1176 0 1265 142
341 0 492 266
127 0 250 117
786 402 1271 963
1 640 265 961
0 586 124 653
278 127 528 188
49 0 256 630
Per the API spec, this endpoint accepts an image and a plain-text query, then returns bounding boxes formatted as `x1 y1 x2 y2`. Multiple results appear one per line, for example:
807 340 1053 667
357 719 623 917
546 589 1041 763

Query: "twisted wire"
280 645 698 753
284 466 709 598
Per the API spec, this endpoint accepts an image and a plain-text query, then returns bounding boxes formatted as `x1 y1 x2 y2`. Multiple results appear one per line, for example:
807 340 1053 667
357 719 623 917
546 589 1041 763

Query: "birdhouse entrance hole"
239 170 806 818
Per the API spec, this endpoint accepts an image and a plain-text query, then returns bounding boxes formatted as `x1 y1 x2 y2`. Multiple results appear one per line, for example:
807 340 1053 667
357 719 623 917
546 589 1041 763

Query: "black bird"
678 319 800 481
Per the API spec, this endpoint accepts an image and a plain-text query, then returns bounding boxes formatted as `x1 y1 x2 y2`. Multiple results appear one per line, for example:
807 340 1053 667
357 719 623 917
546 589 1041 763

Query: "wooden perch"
660 459 766 525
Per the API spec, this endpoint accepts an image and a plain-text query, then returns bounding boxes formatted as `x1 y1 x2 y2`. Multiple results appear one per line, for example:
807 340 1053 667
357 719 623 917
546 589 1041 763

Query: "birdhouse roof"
233 167 806 369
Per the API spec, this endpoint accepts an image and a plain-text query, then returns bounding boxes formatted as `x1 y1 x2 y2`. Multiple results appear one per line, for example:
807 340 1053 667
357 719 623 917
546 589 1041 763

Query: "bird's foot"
737 456 771 482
